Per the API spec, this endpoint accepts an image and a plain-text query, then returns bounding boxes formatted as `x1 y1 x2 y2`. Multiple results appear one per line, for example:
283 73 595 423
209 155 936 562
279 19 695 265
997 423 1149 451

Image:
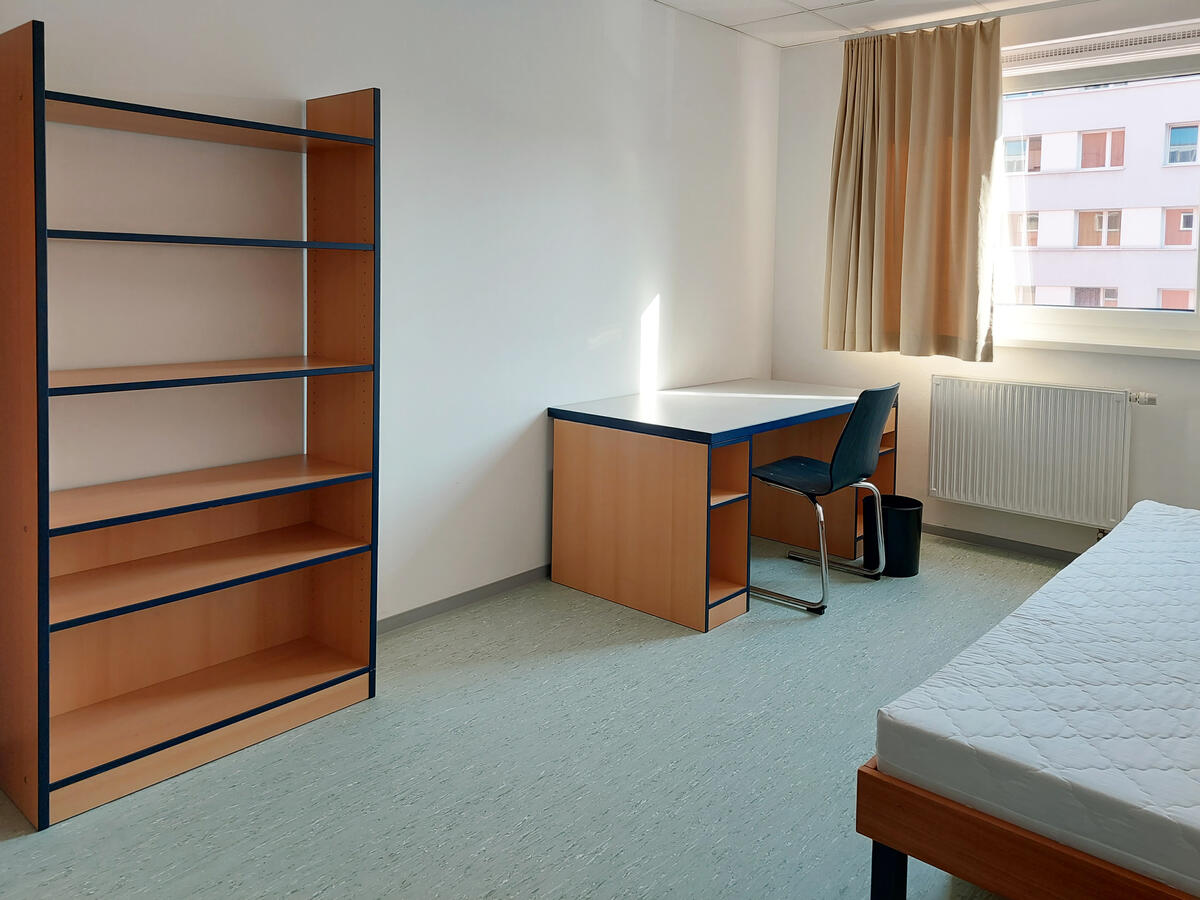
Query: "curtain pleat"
822 19 1000 362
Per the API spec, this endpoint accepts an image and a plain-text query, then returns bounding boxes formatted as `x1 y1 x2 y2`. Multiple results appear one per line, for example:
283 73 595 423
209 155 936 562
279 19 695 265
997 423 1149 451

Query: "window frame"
1164 207 1198 248
1075 209 1121 248
1009 211 1040 247
1166 122 1200 166
1003 135 1041 174
995 66 1200 354
1078 128 1124 169
1160 288 1197 310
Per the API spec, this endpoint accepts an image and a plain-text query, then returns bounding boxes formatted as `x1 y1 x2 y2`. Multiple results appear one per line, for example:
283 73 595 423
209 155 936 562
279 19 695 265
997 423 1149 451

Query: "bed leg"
870 841 907 899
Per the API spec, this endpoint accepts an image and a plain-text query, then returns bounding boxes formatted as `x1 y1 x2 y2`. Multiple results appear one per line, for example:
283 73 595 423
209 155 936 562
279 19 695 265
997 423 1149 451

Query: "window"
1167 124 1198 164
1004 136 1042 173
1073 287 1117 307
1161 289 1197 309
997 70 1200 332
1165 208 1198 247
1077 210 1121 247
1080 129 1125 168
1008 212 1039 246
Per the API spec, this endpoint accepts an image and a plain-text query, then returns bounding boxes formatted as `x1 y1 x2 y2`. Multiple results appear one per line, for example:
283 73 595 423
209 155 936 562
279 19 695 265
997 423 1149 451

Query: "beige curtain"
823 19 1001 362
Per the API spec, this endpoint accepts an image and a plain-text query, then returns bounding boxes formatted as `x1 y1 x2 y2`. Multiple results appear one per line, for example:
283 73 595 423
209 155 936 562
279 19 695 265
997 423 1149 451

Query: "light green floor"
0 535 1061 899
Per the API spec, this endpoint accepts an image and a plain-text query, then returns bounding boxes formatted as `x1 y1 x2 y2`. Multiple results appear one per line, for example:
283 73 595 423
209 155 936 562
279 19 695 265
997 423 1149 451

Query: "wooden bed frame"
856 759 1194 900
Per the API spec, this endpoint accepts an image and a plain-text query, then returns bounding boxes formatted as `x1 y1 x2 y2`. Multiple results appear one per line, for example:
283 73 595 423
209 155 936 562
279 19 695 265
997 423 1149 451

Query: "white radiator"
929 376 1132 529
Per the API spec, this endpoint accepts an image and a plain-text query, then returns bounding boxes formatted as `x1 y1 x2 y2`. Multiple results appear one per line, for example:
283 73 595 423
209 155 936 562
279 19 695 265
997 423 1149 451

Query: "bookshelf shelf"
45 90 375 152
50 455 372 537
50 638 364 785
0 19 380 827
50 523 369 630
49 356 372 395
47 229 373 251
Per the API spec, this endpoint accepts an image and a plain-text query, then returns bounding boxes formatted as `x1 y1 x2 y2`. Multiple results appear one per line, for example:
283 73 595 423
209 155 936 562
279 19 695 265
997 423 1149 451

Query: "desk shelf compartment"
707 498 749 629
710 440 750 507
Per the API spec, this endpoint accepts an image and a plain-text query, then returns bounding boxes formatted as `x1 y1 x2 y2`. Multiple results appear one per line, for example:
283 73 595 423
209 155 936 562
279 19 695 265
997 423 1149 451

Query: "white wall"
7 0 780 617
773 0 1200 554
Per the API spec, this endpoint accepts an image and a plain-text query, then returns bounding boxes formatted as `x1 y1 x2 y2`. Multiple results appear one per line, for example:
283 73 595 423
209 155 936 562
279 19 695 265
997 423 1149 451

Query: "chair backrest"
828 384 900 491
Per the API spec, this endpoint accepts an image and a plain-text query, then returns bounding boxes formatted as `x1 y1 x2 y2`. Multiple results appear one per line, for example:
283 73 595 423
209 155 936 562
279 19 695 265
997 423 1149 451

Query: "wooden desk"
548 379 898 631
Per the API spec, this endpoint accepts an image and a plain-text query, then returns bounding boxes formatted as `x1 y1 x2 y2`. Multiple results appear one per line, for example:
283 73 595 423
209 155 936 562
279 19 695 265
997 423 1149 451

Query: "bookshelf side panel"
0 19 45 828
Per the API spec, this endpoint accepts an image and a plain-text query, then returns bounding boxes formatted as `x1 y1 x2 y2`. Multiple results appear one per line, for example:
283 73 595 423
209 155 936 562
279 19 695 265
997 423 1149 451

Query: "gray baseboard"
377 564 551 633
922 523 1079 563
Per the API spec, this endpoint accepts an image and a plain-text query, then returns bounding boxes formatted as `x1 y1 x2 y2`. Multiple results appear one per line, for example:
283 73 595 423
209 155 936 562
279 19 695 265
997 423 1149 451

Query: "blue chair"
749 384 899 615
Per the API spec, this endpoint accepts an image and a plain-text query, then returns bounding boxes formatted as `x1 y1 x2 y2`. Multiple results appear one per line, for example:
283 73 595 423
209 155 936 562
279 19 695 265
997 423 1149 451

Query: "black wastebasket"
862 494 923 577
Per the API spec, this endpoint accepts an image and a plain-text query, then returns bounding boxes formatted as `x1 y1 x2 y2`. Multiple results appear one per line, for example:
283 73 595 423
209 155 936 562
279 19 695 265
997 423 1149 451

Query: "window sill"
997 335 1200 360
1006 167 1126 175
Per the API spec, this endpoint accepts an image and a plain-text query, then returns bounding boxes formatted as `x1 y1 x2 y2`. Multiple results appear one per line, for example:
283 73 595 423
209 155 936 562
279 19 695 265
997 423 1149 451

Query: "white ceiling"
656 0 1086 47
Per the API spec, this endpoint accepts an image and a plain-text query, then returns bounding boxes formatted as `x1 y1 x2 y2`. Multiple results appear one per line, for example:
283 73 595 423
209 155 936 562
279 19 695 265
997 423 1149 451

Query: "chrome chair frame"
749 479 886 615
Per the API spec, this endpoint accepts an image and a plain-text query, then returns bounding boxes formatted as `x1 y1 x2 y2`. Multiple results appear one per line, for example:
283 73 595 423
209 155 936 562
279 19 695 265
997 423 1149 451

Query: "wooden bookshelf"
0 20 380 828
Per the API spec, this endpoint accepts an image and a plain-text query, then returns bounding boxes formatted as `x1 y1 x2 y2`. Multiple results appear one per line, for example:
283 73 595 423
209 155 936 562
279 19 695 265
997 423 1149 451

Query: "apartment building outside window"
1000 73 1200 313
1167 124 1198 164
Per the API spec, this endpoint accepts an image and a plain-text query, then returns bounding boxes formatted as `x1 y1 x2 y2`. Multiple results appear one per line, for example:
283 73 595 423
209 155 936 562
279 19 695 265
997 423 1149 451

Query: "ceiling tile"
799 0 875 10
659 0 805 27
821 0 986 31
735 10 854 46
977 0 1063 8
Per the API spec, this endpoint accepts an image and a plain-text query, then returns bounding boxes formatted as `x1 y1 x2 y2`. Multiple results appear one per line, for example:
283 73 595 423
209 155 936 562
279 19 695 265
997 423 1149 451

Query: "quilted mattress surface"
876 500 1200 895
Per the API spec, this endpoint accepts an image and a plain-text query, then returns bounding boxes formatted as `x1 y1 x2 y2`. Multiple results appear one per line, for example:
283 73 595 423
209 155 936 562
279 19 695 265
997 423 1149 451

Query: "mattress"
877 500 1200 895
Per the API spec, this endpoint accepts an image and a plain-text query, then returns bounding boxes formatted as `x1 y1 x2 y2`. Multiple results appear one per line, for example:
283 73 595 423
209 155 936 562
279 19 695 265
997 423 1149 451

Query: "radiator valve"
1129 391 1157 406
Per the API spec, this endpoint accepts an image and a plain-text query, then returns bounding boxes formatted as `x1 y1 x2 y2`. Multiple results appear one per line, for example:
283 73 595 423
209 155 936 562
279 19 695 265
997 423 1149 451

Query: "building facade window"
1004 135 1042 173
1161 288 1196 309
1080 128 1125 168
1165 207 1198 246
1073 287 1118 307
1167 124 1199 164
1077 210 1121 247
1008 212 1039 246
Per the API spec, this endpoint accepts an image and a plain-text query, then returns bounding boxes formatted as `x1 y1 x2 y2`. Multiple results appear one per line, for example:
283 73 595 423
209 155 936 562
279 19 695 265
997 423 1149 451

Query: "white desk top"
547 379 862 444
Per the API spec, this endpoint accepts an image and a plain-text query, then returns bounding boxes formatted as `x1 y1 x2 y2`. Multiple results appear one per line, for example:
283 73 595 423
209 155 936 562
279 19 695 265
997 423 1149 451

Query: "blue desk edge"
546 402 860 445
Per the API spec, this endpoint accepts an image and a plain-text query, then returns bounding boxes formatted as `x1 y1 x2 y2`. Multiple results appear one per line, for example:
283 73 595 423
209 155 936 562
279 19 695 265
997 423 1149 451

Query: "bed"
857 500 1200 899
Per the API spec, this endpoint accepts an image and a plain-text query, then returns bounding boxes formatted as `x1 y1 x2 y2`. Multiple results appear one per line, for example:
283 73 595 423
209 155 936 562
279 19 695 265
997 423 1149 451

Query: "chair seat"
751 455 833 497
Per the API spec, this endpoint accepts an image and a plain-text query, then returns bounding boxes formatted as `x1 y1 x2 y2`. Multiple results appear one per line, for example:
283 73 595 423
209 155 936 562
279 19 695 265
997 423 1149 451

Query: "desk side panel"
551 420 707 631
0 20 44 827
